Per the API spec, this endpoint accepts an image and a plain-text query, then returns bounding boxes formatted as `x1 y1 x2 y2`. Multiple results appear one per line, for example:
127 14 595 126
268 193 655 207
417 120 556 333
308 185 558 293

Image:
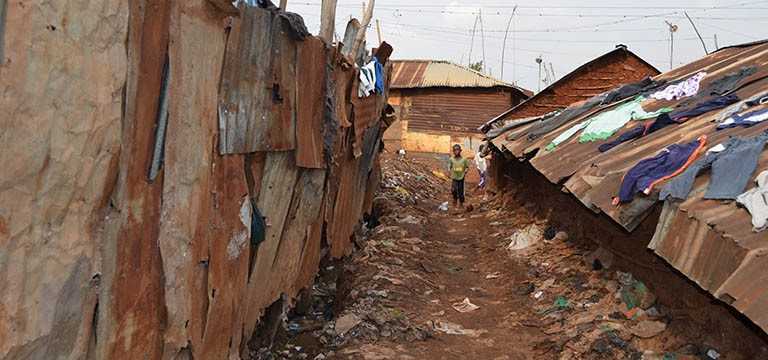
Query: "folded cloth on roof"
709 66 758 95
666 94 740 123
487 110 562 140
717 107 768 130
527 94 607 141
650 72 707 101
716 90 768 123
660 132 768 201
601 77 667 104
579 96 673 143
598 114 678 152
737 170 768 232
545 96 672 150
616 136 707 204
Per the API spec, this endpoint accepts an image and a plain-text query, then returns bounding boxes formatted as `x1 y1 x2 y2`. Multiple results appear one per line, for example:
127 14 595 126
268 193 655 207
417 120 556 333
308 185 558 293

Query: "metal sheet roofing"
480 46 660 134
484 39 768 333
390 60 532 96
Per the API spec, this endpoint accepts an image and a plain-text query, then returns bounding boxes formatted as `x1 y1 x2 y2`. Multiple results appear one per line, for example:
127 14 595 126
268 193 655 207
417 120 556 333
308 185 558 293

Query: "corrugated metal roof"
480 46 660 133
390 60 532 95
485 39 768 333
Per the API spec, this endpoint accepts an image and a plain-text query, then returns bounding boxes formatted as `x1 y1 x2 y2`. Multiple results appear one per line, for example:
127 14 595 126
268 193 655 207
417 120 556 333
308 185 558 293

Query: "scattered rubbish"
543 225 558 240
335 313 362 335
619 272 657 310
397 215 422 225
553 231 569 241
585 246 614 270
533 291 544 300
629 320 667 339
553 296 570 310
706 348 721 359
431 320 487 338
507 224 543 250
515 282 535 296
485 272 501 279
431 310 445 316
431 170 450 181
451 298 480 313
438 202 449 211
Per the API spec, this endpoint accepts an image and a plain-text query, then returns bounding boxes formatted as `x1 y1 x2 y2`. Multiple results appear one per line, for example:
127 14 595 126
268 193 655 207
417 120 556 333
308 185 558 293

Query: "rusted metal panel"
296 37 328 168
198 153 251 360
245 151 299 331
488 39 768 333
273 168 327 299
402 88 518 135
219 7 296 154
158 0 228 356
390 60 530 97
488 49 660 157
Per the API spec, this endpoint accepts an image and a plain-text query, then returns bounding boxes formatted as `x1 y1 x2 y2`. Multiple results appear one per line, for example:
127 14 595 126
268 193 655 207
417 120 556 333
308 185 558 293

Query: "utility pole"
479 8 487 74
714 34 719 50
665 21 678 70
500 5 518 81
684 11 709 55
549 62 556 83
468 14 479 67
375 19 382 44
535 56 543 93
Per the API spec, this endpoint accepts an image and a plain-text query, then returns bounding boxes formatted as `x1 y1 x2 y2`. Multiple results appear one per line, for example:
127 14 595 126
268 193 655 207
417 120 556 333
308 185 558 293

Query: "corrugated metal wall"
402 87 522 134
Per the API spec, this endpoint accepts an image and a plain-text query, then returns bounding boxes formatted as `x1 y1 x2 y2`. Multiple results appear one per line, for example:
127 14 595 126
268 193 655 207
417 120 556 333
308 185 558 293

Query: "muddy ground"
251 152 768 360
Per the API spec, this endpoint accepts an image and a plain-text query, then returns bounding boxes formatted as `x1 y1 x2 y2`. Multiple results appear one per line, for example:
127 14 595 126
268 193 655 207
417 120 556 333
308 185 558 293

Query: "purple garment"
598 114 678 152
618 138 703 203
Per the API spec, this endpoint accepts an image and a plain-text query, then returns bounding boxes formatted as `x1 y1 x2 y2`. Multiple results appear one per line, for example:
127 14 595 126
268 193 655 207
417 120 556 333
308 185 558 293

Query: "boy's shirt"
449 156 469 180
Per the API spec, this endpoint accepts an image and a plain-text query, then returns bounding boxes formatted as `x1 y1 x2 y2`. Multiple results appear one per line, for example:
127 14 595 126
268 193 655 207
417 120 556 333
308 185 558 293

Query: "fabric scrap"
617 136 707 203
602 77 666 104
667 94 740 123
578 96 672 143
715 90 768 123
709 66 757 95
717 107 768 130
598 114 677 152
737 170 768 232
660 132 768 201
650 72 707 101
527 94 607 141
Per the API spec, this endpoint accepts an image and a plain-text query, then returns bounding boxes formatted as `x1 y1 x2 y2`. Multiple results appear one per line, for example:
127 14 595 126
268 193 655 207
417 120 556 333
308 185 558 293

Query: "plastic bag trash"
452 297 480 313
438 202 449 211
706 349 721 359
507 225 543 250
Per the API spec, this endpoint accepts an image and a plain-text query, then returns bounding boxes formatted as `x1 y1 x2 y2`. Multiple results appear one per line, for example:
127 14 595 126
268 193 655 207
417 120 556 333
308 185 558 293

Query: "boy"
474 145 488 190
449 144 470 207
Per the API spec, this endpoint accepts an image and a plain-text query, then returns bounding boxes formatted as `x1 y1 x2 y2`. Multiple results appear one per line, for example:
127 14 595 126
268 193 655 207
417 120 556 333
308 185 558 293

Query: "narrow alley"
262 153 764 360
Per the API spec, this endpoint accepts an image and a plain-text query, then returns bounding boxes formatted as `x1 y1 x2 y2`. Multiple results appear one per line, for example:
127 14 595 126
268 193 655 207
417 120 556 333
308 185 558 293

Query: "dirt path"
267 154 730 360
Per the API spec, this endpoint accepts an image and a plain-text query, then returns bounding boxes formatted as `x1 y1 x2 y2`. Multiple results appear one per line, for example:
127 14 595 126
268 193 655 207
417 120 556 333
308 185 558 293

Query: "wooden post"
280 0 287 10
349 0 374 61
375 19 382 45
319 0 338 43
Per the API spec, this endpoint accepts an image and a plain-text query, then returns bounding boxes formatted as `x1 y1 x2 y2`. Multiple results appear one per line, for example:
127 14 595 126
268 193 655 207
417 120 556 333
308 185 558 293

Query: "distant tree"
469 60 483 72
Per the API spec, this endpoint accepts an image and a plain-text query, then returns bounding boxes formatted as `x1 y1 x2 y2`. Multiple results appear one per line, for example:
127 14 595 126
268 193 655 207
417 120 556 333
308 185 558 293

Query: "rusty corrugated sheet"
218 7 296 154
296 37 328 168
484 47 661 152
390 59 531 96
488 39 768 333
402 88 519 134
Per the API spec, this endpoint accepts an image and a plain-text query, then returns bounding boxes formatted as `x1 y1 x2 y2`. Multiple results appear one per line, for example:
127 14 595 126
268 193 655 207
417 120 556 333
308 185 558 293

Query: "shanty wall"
0 2 388 359
384 87 522 155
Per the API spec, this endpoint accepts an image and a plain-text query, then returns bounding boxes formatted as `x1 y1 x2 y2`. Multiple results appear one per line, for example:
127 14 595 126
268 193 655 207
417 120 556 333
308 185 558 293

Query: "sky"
285 0 768 92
